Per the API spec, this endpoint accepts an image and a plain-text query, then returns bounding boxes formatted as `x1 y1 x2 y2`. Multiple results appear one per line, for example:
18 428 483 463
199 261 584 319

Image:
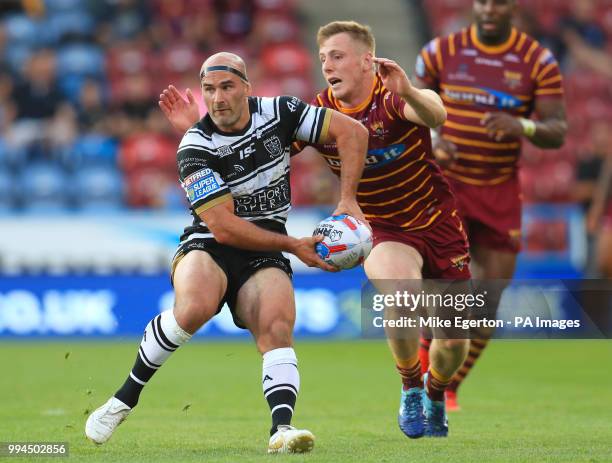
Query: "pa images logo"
264 135 283 157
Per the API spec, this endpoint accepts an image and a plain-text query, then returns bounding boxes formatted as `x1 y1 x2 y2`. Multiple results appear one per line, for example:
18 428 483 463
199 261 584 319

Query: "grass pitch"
1 340 611 462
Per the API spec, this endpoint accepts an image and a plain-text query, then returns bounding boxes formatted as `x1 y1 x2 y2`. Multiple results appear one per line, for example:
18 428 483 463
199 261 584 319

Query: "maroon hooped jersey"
416 25 564 185
301 75 457 232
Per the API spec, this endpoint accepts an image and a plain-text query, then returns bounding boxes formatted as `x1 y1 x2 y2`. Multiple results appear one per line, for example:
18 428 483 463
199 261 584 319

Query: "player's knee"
173 298 217 334
441 338 469 354
256 318 293 353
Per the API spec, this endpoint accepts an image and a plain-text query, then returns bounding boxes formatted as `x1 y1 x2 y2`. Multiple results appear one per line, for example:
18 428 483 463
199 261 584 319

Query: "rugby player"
85 52 369 454
415 0 567 410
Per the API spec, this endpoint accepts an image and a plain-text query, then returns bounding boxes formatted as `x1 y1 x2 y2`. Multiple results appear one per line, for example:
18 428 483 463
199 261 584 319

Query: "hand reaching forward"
158 85 200 133
373 57 413 98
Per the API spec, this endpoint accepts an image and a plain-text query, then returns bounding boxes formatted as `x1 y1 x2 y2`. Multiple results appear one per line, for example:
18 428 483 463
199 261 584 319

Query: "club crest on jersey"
504 71 523 89
450 253 469 271
370 121 387 138
264 135 283 157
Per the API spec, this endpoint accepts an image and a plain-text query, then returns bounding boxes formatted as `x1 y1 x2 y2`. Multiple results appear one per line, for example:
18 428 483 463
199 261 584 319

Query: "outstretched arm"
158 85 201 133
374 57 446 128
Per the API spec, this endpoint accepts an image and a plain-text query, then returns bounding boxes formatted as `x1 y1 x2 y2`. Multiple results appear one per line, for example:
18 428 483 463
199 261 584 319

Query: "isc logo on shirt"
183 168 220 202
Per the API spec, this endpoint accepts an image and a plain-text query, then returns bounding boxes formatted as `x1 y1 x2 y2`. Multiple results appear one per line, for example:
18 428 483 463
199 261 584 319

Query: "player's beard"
212 107 241 131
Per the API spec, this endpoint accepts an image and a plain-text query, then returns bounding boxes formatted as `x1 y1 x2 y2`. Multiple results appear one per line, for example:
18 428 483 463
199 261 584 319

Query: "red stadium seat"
261 43 311 76
119 133 177 175
124 168 179 209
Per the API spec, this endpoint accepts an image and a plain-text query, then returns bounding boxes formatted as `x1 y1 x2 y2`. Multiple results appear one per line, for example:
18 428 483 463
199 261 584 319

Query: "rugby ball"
313 214 372 270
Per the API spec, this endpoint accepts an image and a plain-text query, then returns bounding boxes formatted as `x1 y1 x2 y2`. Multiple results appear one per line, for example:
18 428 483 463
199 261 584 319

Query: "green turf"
1 340 611 462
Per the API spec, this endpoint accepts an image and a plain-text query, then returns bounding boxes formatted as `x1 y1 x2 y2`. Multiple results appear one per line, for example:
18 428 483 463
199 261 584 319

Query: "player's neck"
475 24 513 46
337 74 376 110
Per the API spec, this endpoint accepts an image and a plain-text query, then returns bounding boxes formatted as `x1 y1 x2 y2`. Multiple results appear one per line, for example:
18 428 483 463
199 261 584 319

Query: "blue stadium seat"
4 44 33 74
0 142 27 171
3 14 40 47
70 134 119 167
58 74 87 104
0 140 8 168
72 165 124 211
0 168 16 211
57 44 105 77
44 0 87 14
43 12 95 44
16 162 71 211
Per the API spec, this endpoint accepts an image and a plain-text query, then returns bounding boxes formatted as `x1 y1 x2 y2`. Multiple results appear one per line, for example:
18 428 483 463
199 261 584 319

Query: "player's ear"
244 81 252 97
363 51 374 72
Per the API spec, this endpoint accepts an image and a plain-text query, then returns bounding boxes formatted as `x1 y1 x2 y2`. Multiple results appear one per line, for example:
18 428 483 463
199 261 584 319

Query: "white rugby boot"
267 425 315 454
85 397 131 444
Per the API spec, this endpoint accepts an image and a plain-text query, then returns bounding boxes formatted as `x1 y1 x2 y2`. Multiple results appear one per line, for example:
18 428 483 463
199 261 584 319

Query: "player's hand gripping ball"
313 215 373 270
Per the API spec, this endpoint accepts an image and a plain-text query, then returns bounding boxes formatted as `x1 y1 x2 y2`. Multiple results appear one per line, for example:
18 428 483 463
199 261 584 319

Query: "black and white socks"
115 310 191 408
262 347 300 436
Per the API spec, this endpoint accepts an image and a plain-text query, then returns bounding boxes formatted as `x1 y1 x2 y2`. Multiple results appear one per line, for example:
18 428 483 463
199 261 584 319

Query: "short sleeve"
414 39 440 90
277 95 333 144
533 48 564 100
177 146 232 215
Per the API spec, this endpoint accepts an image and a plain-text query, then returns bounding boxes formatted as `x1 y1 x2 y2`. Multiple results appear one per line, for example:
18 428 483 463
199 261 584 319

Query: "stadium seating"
10 0 607 213
71 165 124 211
0 0 313 211
0 167 15 211
16 162 71 211
70 134 119 168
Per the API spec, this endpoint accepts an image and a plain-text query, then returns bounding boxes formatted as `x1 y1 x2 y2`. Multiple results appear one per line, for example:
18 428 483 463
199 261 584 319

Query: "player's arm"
159 85 200 133
484 46 567 149
317 110 369 223
289 97 368 224
374 57 446 128
482 99 567 149
200 198 337 271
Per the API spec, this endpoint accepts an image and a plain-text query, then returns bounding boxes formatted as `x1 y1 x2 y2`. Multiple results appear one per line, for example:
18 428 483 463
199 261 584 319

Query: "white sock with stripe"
262 347 300 436
115 310 191 407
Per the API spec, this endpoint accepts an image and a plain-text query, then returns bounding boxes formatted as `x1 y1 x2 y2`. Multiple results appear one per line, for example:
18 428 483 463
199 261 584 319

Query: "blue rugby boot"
398 387 425 438
423 373 449 437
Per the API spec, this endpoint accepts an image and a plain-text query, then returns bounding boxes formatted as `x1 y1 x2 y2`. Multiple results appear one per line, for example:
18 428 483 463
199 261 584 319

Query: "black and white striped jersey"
177 95 332 241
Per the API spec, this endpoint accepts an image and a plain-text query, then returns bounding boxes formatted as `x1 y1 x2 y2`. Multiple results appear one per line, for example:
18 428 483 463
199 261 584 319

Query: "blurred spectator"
573 121 611 213
0 67 16 133
76 78 108 133
562 30 612 80
214 0 254 41
110 72 156 137
0 0 44 18
150 0 216 49
7 48 76 160
13 49 63 120
557 0 607 70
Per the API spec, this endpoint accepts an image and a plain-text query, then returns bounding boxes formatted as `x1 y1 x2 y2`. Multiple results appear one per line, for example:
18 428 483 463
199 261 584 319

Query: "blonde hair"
317 21 376 54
